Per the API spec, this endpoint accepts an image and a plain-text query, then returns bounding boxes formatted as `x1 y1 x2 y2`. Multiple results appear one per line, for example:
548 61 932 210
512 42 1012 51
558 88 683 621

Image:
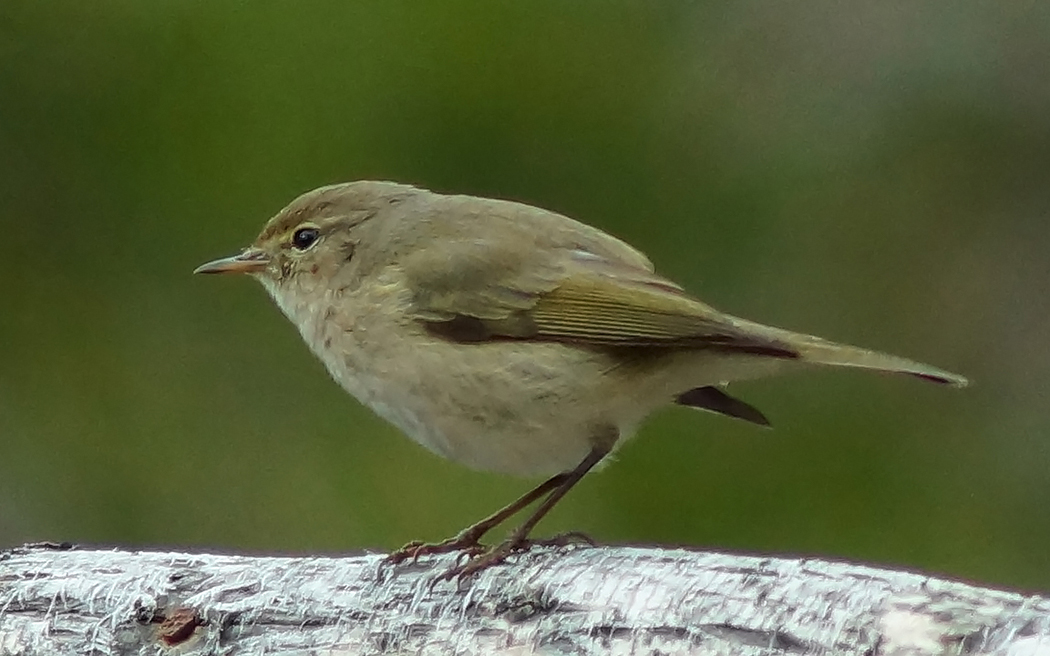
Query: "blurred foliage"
1 2 1048 589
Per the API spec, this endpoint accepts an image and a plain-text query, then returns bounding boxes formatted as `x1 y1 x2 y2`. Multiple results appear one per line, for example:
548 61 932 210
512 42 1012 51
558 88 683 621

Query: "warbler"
196 181 966 578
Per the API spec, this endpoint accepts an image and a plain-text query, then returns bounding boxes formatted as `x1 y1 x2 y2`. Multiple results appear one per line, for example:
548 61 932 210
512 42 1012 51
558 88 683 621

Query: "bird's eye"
291 227 320 251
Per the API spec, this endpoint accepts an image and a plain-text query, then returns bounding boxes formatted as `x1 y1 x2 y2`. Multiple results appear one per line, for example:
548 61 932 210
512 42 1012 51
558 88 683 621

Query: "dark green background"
2 3 1047 590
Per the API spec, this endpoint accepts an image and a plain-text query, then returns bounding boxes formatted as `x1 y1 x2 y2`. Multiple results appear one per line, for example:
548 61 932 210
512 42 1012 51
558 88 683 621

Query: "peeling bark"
0 544 1047 655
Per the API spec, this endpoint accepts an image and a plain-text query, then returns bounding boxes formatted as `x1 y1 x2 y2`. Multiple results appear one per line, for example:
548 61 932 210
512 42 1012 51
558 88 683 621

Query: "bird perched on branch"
196 181 967 579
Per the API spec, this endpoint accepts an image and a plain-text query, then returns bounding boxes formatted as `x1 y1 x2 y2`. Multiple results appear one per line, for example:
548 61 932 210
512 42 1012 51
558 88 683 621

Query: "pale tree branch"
0 544 1048 655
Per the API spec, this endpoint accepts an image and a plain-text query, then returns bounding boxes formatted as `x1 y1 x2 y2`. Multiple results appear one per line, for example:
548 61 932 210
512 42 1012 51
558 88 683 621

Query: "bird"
195 180 967 578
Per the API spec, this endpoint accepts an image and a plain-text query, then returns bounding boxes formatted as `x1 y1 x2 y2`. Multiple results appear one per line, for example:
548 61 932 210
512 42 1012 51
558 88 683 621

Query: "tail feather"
695 312 968 387
795 339 968 387
676 386 772 427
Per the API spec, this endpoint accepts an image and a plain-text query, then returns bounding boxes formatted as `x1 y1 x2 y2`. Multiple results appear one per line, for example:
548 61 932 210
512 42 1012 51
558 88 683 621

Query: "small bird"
196 181 967 578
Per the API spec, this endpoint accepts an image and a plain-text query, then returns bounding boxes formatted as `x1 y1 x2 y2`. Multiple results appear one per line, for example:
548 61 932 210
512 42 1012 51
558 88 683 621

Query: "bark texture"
0 543 1047 655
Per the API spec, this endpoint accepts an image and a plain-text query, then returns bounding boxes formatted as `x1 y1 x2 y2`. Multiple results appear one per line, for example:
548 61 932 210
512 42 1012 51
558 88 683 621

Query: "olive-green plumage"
196 180 967 576
197 180 965 473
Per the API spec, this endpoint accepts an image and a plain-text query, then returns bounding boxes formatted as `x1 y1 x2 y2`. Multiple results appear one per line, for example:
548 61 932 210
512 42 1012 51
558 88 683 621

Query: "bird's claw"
386 531 488 566
436 541 516 582
433 531 596 583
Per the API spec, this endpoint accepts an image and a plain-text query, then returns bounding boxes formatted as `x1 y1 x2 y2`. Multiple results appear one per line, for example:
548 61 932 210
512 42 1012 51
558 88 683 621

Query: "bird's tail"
792 337 968 386
720 313 969 387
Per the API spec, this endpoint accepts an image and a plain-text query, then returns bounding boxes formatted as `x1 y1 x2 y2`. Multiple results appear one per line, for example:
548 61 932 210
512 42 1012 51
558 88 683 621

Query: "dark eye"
291 227 320 250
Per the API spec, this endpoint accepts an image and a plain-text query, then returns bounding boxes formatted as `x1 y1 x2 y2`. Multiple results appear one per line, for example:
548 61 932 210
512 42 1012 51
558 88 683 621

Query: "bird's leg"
386 472 569 564
440 439 613 580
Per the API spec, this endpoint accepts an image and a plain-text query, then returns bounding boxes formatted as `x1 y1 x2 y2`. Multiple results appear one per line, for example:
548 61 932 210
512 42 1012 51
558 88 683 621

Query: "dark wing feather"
527 276 798 356
403 234 798 357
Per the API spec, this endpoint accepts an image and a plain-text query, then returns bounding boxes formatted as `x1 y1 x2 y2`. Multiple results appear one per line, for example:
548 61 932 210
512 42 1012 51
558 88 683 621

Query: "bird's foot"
435 531 596 582
434 538 520 581
386 529 488 565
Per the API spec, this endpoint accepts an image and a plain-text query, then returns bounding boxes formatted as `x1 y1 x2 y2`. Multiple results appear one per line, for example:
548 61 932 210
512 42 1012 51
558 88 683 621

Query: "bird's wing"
403 237 799 357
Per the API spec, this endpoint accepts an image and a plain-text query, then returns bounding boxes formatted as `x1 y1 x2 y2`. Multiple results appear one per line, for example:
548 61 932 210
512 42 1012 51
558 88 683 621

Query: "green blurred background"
2 2 1048 590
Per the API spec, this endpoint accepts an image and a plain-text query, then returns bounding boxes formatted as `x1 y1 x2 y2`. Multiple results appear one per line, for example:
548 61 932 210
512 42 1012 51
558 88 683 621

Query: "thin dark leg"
440 442 612 580
386 471 569 564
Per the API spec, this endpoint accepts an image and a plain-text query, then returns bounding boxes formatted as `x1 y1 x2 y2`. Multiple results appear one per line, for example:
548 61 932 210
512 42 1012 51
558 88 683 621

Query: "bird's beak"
193 248 270 275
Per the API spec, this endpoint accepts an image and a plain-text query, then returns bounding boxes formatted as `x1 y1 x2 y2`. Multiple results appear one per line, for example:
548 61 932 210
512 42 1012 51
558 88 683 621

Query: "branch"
0 544 1047 655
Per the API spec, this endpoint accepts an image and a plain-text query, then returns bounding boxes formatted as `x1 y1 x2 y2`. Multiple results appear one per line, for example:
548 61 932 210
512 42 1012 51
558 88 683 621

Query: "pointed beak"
193 248 270 275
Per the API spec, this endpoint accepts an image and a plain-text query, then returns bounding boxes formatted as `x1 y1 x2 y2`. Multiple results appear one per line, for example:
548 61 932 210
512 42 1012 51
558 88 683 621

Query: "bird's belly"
324 336 624 477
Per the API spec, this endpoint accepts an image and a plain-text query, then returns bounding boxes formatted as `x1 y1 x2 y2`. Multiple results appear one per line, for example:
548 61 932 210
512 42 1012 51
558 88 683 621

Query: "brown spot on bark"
158 607 203 646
